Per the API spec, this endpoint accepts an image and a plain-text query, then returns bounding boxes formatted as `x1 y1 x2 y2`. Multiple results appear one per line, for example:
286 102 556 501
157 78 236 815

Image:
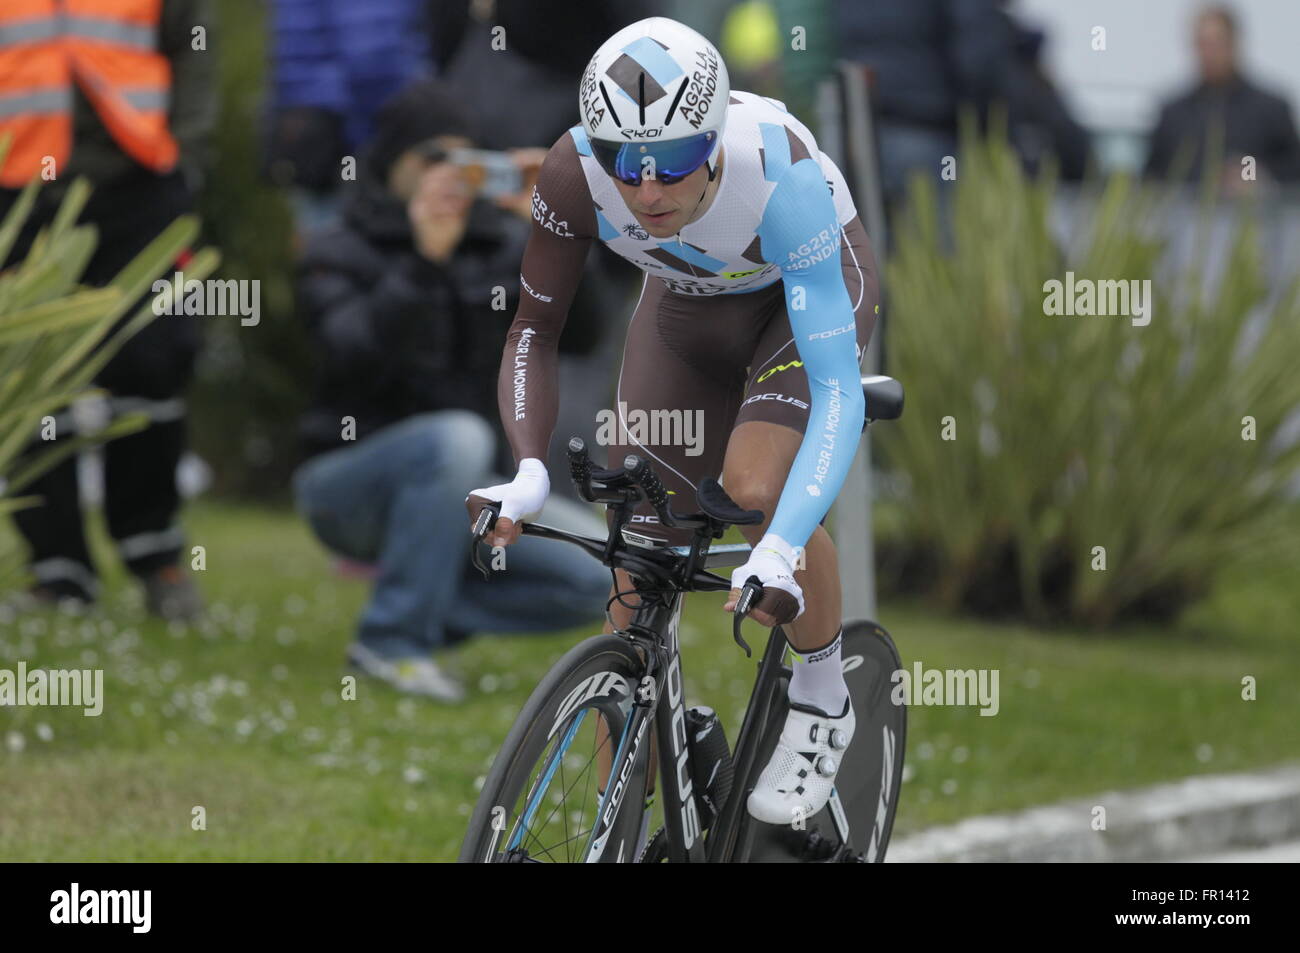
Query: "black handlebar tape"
568 437 593 499
624 454 673 524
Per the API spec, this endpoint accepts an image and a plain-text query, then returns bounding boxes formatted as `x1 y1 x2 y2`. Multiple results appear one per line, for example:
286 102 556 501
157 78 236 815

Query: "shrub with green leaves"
0 150 218 585
876 131 1300 626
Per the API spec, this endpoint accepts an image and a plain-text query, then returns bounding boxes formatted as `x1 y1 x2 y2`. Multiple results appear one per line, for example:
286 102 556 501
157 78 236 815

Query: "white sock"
787 627 849 716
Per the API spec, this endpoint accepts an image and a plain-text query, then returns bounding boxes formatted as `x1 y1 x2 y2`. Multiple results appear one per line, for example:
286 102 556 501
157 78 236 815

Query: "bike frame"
506 522 792 863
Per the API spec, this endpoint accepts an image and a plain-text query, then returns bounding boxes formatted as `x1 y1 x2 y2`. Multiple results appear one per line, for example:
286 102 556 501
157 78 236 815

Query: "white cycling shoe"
747 697 855 825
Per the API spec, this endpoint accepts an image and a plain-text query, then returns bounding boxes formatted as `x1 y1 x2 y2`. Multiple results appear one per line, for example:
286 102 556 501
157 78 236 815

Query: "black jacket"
1001 18 1091 181
295 172 526 462
1145 75 1300 183
834 0 1013 128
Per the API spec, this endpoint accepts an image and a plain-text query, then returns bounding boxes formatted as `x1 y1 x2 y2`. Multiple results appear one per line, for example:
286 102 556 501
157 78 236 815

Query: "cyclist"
467 17 880 827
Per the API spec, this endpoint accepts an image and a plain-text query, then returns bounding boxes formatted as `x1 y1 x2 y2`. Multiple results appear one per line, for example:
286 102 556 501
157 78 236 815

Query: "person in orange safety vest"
0 0 216 620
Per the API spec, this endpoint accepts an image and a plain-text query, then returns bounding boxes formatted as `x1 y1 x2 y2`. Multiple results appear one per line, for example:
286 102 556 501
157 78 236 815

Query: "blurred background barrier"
1053 185 1300 310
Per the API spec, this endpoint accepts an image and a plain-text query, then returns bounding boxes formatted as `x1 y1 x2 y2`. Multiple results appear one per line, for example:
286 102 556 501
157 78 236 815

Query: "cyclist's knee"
718 473 780 535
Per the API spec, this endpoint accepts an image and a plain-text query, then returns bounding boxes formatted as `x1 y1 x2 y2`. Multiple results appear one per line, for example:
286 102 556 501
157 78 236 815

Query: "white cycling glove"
730 533 805 620
467 458 550 529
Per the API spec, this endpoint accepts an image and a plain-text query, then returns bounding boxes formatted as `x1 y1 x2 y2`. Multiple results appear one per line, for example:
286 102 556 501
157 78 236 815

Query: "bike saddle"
862 375 904 422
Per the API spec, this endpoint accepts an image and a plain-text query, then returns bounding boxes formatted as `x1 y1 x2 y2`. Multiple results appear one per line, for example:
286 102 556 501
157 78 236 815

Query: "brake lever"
731 576 764 658
469 500 502 581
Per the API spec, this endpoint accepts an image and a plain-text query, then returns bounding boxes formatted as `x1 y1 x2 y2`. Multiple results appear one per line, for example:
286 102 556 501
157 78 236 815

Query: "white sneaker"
747 698 854 826
347 643 466 703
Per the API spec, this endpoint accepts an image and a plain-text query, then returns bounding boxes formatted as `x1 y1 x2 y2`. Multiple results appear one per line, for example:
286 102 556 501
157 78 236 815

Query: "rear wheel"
459 635 650 863
830 620 907 860
743 620 907 862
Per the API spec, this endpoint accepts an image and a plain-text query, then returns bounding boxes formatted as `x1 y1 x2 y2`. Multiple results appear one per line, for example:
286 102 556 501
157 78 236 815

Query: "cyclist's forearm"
498 313 562 466
758 159 868 550
768 244 867 549
767 358 864 550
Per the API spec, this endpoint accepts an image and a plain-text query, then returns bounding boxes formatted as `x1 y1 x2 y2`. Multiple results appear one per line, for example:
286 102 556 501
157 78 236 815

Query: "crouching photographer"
291 80 610 701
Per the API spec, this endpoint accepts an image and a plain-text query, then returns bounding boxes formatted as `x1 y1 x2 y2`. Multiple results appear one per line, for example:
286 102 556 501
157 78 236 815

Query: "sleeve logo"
784 220 841 271
532 191 574 238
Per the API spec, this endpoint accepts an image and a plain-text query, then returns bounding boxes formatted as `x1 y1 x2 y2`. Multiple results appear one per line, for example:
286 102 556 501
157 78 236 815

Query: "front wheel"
459 634 650 863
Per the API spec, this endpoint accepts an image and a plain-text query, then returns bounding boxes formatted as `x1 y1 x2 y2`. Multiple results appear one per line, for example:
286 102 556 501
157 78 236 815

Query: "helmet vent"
664 79 689 128
598 81 623 128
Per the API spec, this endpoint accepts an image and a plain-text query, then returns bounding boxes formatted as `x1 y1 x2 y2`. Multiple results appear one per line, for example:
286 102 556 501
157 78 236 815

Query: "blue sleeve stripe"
595 208 619 241
759 122 792 182
570 125 592 157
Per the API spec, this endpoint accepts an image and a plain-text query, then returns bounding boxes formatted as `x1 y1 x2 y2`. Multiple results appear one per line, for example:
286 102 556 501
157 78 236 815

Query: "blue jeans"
291 411 611 659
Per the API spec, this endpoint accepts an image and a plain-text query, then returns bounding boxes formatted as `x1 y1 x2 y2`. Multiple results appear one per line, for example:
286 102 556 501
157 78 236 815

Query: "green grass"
1 500 1297 860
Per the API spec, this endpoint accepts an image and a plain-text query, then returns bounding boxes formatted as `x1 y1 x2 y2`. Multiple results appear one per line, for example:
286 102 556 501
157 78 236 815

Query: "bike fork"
584 663 658 862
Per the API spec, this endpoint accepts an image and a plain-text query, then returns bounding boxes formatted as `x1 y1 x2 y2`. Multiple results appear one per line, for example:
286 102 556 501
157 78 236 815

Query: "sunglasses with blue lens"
590 131 717 186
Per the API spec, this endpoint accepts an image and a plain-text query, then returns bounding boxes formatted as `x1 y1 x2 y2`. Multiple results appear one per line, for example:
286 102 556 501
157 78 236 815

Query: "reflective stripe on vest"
0 16 157 49
0 19 61 45
62 17 159 49
0 87 73 118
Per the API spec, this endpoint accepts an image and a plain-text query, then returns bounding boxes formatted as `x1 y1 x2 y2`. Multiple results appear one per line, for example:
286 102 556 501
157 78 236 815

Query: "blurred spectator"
291 80 610 701
265 0 433 238
1000 10 1091 181
431 0 660 149
1145 5 1300 189
0 0 216 619
834 0 1013 209
833 1 1090 205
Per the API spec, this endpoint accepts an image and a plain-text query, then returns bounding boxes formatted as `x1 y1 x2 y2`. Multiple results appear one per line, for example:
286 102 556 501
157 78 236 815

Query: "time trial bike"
459 376 907 863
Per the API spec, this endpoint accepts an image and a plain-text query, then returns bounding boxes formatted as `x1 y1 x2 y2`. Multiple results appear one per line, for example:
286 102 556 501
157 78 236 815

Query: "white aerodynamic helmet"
579 17 730 185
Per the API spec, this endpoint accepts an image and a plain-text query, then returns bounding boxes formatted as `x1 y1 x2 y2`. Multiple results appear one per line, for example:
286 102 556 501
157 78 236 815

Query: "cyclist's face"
611 161 711 238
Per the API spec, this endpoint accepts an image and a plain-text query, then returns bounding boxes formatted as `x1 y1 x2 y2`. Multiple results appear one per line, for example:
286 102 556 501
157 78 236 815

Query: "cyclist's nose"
639 178 666 203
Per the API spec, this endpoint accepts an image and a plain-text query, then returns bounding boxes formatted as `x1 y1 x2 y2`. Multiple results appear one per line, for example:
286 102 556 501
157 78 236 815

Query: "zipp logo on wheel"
550 672 630 739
